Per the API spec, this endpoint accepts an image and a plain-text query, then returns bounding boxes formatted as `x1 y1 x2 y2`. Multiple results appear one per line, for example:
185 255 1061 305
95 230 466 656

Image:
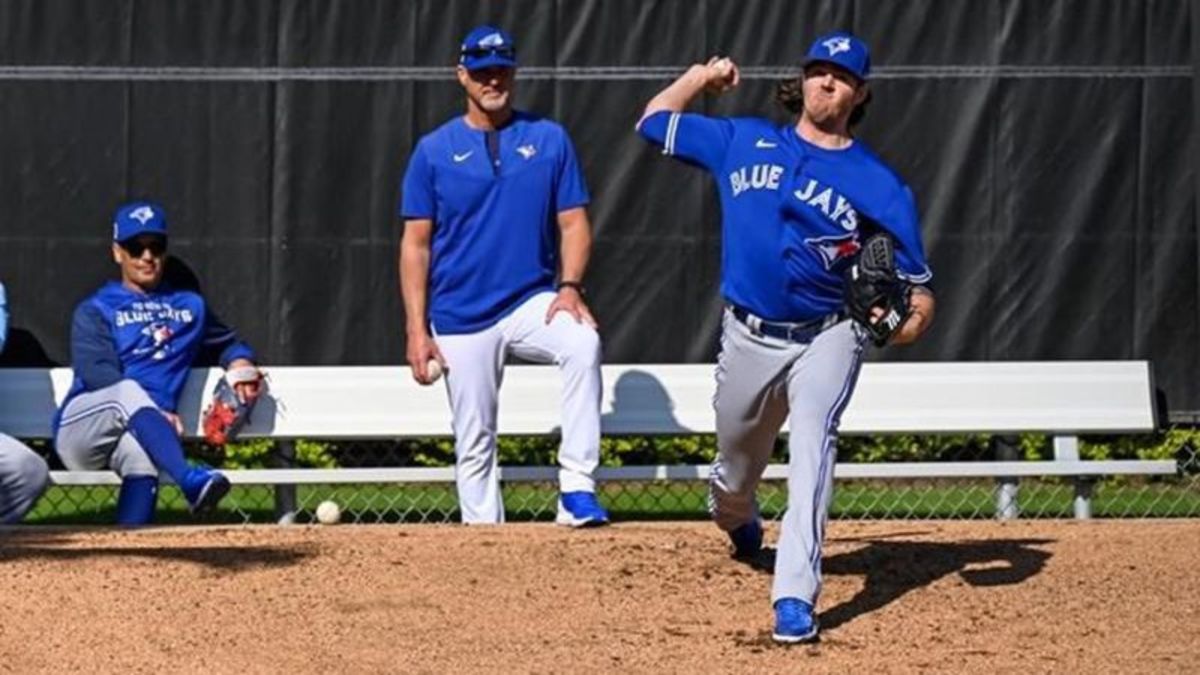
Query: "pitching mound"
1 520 1196 673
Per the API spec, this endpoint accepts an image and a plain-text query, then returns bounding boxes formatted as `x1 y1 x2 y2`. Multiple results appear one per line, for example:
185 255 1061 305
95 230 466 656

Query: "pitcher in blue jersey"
638 33 936 643
399 26 607 526
54 201 263 525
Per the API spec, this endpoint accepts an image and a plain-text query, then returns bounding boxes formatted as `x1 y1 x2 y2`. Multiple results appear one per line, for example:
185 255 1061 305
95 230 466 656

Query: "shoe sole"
555 512 611 528
190 475 231 515
772 625 819 645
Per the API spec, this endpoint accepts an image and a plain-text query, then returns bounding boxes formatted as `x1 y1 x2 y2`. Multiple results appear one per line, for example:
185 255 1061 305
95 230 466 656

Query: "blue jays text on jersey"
57 281 254 426
400 111 590 335
638 111 932 322
113 302 194 328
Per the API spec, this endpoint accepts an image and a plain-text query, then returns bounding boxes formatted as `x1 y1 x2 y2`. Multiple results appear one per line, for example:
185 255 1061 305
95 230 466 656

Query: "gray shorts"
55 380 160 478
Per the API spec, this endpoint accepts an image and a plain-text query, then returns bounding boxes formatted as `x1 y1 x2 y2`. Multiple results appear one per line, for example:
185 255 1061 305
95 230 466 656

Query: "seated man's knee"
21 450 50 493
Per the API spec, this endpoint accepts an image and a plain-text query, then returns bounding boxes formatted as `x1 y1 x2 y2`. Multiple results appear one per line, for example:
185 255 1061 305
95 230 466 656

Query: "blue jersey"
639 112 932 322
58 281 254 420
400 111 590 334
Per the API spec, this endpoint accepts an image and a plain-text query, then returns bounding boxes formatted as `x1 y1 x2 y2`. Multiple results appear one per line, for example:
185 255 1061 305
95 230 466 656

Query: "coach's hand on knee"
545 286 597 328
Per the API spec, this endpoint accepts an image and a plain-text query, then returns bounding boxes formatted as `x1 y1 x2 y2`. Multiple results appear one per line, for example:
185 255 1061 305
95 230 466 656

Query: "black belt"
729 305 843 344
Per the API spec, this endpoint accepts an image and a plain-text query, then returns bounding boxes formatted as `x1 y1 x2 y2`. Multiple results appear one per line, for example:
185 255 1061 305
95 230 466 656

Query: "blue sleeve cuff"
218 342 256 368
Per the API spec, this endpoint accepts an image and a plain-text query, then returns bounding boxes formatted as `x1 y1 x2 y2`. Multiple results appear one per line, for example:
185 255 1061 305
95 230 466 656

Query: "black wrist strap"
557 280 586 295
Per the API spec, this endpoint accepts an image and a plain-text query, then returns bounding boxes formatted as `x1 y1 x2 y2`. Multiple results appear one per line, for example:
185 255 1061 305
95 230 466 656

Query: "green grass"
22 478 1200 525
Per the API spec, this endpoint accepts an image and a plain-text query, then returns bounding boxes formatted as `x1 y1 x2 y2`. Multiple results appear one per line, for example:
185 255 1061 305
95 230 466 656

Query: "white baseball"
315 500 341 525
426 359 444 383
706 57 736 92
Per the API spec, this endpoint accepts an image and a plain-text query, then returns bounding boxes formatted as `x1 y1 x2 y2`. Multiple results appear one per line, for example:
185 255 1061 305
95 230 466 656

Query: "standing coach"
398 26 608 527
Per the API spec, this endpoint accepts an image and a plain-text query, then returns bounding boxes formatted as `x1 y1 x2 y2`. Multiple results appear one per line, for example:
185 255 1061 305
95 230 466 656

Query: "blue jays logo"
822 37 851 56
137 322 175 360
805 233 861 270
129 206 156 224
516 144 537 160
479 32 506 47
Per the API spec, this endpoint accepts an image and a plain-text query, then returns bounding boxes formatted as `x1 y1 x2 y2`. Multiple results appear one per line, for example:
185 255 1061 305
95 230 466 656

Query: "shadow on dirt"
735 537 1053 632
0 530 313 571
819 538 1054 630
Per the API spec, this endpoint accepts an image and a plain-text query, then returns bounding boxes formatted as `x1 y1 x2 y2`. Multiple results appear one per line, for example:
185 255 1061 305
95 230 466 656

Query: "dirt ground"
0 520 1196 674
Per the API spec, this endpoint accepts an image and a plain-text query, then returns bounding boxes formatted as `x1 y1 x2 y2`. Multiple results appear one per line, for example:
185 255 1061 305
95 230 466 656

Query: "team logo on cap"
129 206 156 224
822 37 851 56
479 32 506 47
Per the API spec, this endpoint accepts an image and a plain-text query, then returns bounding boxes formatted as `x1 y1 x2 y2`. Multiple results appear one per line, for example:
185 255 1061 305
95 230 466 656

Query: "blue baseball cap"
803 32 870 81
459 25 517 71
112 201 167 242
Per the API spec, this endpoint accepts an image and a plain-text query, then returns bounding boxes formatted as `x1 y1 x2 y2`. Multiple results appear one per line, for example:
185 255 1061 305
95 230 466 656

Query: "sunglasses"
121 238 167 257
461 46 517 60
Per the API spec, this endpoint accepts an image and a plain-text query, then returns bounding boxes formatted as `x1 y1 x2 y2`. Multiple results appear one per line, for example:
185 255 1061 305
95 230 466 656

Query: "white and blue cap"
112 200 167 242
459 25 517 71
803 32 870 81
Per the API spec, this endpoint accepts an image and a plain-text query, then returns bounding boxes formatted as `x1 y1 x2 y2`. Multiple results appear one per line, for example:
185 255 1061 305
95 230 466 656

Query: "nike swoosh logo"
755 139 777 149
453 151 473 162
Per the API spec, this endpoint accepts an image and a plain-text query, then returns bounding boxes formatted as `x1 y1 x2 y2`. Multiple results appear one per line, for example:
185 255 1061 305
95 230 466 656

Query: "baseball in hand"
316 500 341 525
706 57 736 93
425 359 444 383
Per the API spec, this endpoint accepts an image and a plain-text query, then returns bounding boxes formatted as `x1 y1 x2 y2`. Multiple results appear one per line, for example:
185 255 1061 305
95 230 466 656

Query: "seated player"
54 201 262 525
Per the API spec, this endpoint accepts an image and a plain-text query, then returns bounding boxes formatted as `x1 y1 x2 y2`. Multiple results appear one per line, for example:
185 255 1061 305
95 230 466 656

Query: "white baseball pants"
435 291 602 524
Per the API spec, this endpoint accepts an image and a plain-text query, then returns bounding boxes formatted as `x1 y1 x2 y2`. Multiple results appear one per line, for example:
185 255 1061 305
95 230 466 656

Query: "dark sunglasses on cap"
121 237 167 257
461 46 517 60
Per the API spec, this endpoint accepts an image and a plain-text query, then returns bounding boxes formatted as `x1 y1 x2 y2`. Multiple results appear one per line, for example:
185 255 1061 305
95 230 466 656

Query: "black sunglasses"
121 238 167 257
461 46 516 60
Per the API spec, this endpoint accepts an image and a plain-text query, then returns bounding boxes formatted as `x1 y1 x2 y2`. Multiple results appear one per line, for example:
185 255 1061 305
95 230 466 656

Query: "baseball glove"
202 366 265 446
843 233 912 347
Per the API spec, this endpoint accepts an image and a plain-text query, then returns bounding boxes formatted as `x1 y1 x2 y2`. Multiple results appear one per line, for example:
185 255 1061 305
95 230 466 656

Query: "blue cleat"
556 491 610 528
728 519 763 559
181 468 231 515
773 598 819 644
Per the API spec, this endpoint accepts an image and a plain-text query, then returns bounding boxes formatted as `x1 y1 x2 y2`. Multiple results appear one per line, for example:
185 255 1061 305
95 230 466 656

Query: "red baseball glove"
202 366 265 446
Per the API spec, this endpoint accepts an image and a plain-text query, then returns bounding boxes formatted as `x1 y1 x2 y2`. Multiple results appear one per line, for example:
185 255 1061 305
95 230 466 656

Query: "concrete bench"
0 361 1172 519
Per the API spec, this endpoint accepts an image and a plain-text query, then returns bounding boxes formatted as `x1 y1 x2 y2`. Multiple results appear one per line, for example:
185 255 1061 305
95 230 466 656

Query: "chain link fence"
24 437 1200 525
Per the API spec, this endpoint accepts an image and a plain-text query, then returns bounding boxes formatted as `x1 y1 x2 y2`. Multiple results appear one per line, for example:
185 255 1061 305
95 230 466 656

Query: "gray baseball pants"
55 380 159 477
709 308 866 605
0 433 50 524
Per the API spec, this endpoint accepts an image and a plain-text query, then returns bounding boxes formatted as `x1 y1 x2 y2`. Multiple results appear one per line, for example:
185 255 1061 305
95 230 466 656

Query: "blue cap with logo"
803 32 870 81
112 200 167 242
459 25 517 71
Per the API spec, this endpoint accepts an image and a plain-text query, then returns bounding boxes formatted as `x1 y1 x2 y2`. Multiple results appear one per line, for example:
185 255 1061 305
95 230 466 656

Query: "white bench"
0 361 1172 520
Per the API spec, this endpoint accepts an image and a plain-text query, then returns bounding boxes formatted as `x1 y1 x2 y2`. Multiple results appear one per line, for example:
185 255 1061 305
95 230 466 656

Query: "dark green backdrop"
0 1 1195 420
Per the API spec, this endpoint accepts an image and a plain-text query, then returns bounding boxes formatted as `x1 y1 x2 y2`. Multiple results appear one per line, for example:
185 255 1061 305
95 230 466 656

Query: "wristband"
557 281 586 296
